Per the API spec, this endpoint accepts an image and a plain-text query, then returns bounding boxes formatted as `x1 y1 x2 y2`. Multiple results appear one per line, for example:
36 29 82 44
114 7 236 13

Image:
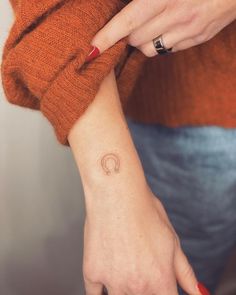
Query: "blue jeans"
126 117 236 294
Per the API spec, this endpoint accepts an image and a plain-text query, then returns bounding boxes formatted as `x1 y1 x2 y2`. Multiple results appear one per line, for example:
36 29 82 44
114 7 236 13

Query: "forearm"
68 69 148 212
67 71 202 295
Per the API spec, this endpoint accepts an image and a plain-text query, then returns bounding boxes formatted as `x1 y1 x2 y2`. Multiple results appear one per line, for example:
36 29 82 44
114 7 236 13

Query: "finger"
107 290 123 295
174 246 201 295
152 272 178 295
137 25 195 57
172 27 216 52
84 279 104 295
128 10 177 47
105 285 124 295
172 38 196 52
171 15 218 52
157 281 179 295
91 0 166 53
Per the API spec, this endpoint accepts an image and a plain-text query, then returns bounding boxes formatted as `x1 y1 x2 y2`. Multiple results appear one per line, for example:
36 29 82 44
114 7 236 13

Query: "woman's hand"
91 0 236 55
83 184 202 295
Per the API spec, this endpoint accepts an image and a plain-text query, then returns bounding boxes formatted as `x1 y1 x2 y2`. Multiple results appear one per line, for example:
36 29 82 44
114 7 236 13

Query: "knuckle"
128 33 140 47
139 44 156 57
190 18 206 36
83 274 98 285
182 264 195 279
193 33 207 44
178 12 194 25
151 268 175 291
123 14 137 33
172 46 180 52
189 8 209 38
173 3 198 25
173 234 181 248
126 275 149 293
178 252 196 279
158 274 174 290
83 264 100 283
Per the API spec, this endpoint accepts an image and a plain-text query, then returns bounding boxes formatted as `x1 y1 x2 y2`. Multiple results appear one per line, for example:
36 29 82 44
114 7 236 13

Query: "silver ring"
153 35 172 55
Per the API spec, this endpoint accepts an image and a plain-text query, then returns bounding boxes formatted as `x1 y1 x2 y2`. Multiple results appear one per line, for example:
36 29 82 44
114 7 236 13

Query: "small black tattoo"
101 153 120 175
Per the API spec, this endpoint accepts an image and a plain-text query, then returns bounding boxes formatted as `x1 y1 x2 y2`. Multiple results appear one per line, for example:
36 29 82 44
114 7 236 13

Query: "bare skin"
68 70 202 295
92 0 236 55
65 1 236 293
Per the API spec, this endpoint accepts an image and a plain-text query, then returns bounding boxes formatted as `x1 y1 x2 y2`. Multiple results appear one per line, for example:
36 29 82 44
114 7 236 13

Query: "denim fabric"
126 117 236 294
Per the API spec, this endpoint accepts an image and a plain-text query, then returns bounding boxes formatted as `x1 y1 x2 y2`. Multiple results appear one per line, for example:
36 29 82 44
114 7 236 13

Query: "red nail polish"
197 282 210 295
85 46 100 62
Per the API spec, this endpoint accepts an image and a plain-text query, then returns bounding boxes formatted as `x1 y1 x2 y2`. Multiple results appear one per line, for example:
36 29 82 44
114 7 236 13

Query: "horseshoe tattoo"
100 153 120 175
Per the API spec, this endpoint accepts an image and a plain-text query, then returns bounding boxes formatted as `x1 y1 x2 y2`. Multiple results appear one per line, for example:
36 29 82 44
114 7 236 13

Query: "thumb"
174 246 210 295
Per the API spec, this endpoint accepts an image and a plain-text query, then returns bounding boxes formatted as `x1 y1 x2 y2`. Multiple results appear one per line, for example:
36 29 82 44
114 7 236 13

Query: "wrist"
80 147 148 196
78 147 149 212
83 174 150 218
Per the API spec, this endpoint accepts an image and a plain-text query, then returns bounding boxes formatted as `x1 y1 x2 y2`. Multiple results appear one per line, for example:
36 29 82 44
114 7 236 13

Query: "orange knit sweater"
1 1 236 147
126 21 236 127
1 0 146 146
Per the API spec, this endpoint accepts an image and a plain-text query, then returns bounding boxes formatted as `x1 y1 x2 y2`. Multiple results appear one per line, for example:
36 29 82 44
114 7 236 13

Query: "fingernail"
85 46 100 62
197 282 210 295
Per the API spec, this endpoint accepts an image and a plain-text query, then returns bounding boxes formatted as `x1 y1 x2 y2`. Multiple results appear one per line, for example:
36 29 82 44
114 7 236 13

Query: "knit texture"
2 1 236 145
126 21 236 128
1 0 147 146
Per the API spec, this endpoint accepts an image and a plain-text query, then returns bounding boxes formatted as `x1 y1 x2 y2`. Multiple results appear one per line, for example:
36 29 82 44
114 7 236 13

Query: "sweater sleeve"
1 0 147 146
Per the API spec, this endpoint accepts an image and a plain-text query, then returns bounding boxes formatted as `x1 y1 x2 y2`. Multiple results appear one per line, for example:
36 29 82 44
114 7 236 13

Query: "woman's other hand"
91 0 236 56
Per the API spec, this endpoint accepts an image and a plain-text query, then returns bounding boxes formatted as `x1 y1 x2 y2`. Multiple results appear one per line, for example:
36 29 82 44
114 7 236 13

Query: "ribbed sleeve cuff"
41 40 127 146
2 0 147 147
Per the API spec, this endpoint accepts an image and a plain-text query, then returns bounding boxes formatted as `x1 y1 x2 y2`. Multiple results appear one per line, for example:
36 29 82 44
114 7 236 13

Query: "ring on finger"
153 35 172 55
